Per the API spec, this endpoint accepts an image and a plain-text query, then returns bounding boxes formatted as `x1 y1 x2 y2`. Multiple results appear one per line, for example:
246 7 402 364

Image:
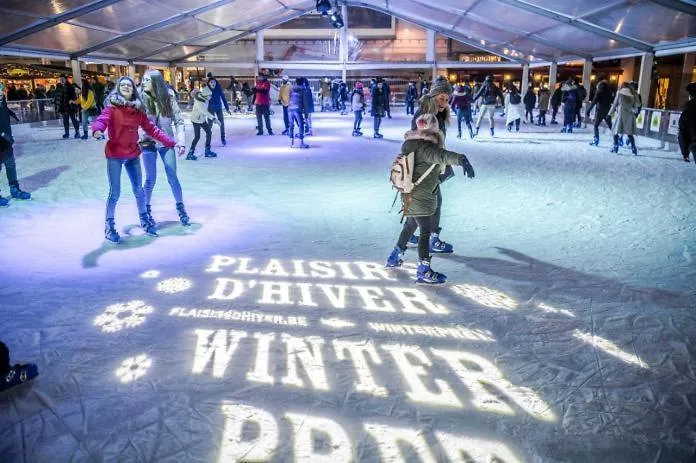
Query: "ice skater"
678 82 696 163
451 84 473 139
550 83 562 125
608 82 640 155
139 70 190 227
405 81 417 115
92 76 176 243
473 74 504 137
254 75 273 136
587 76 613 146
409 76 457 254
288 77 309 149
0 82 31 207
351 81 365 136
206 73 231 145
560 78 579 133
505 83 524 132
523 85 536 124
537 85 550 126
371 79 388 138
188 83 218 160
55 74 80 139
386 114 475 284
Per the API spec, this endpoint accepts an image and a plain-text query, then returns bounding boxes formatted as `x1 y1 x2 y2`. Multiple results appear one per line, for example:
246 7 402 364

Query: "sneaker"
430 234 453 253
62 133 69 139
204 149 217 158
186 151 198 161
408 234 419 245
10 186 31 200
416 258 447 284
373 133 383 139
385 247 404 268
1 363 39 391
0 195 9 207
589 136 599 146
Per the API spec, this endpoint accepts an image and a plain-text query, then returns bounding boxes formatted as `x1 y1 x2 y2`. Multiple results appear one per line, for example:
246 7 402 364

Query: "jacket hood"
106 92 143 111
561 83 577 91
404 128 444 148
618 87 633 97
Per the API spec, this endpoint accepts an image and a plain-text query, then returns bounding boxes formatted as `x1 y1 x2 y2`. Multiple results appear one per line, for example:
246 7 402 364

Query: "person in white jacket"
139 70 189 227
188 84 218 160
505 83 524 131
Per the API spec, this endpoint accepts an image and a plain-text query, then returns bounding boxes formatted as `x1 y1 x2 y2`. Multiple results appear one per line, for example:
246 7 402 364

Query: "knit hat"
687 82 696 97
282 75 289 81
429 75 452 97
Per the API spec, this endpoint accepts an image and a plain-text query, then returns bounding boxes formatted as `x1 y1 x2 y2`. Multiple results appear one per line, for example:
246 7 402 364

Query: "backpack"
509 92 521 105
390 152 437 221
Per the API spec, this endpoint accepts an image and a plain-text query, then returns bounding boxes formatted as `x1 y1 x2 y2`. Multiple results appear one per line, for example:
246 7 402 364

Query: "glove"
459 156 475 178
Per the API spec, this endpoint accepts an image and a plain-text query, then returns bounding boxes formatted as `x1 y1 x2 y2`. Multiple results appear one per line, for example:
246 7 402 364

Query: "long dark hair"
143 70 174 118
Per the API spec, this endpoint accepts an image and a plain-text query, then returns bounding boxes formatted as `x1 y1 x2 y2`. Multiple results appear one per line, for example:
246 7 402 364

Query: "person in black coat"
383 79 392 118
550 83 562 124
288 78 309 149
54 75 80 139
0 82 31 206
371 80 388 138
560 78 578 133
405 81 417 115
586 77 614 146
575 84 587 127
679 82 696 163
523 85 536 123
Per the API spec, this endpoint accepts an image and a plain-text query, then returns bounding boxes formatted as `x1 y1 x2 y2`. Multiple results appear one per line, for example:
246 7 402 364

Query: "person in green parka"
386 114 475 284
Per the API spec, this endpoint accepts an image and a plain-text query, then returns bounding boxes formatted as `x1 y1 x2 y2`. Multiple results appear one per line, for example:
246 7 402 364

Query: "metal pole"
256 30 264 76
71 59 82 85
638 52 654 107
549 61 557 90
341 4 348 82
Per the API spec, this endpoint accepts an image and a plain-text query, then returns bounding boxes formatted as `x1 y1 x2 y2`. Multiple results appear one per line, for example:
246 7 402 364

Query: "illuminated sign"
459 54 504 63
94 254 651 461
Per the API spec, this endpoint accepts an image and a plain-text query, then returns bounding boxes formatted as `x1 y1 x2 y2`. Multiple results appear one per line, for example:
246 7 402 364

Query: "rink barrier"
6 97 682 148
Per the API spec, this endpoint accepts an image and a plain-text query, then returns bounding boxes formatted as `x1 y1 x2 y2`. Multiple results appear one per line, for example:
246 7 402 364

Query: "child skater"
386 114 475 284
351 81 365 136
92 77 176 243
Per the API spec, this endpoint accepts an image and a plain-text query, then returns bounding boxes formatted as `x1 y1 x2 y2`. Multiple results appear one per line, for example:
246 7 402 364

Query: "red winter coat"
92 104 175 160
254 80 271 106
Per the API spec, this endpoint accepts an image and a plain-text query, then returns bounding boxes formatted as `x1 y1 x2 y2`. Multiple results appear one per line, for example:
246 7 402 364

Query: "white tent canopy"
0 0 694 65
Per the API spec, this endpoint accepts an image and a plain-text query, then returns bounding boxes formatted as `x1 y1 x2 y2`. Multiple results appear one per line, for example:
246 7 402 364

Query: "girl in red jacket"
92 77 176 243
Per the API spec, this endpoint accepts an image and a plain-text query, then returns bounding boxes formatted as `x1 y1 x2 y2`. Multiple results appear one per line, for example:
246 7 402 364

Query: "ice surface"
1 109 695 462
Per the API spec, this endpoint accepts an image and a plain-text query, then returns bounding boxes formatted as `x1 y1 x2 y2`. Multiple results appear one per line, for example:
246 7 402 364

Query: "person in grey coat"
608 82 640 155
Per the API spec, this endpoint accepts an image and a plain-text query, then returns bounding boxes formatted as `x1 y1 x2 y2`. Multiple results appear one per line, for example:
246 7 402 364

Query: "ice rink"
1 108 695 462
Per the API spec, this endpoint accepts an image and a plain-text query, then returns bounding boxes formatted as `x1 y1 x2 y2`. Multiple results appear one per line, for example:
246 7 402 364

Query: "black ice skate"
140 213 158 236
105 219 120 243
176 202 190 226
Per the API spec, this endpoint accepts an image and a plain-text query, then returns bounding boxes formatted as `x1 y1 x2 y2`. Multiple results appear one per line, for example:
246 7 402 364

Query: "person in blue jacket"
206 73 231 145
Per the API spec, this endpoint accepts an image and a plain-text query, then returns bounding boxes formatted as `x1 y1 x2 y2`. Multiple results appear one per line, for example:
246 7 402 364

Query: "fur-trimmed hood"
105 91 144 111
618 86 633 97
404 128 444 147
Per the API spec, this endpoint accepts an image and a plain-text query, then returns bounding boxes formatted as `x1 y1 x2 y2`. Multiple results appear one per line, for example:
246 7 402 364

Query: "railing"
7 97 683 149
7 99 59 124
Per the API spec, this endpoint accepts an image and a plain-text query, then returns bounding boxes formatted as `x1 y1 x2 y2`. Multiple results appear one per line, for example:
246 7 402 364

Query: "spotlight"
331 14 344 28
316 0 332 15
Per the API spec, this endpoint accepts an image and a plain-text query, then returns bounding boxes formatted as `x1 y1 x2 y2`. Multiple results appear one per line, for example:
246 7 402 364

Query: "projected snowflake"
157 278 193 293
451 284 518 310
94 300 154 333
116 354 152 383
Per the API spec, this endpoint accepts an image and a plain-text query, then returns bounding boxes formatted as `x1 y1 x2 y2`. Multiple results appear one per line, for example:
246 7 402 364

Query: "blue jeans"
142 147 183 206
106 157 146 220
289 110 304 140
353 111 363 131
374 116 382 134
